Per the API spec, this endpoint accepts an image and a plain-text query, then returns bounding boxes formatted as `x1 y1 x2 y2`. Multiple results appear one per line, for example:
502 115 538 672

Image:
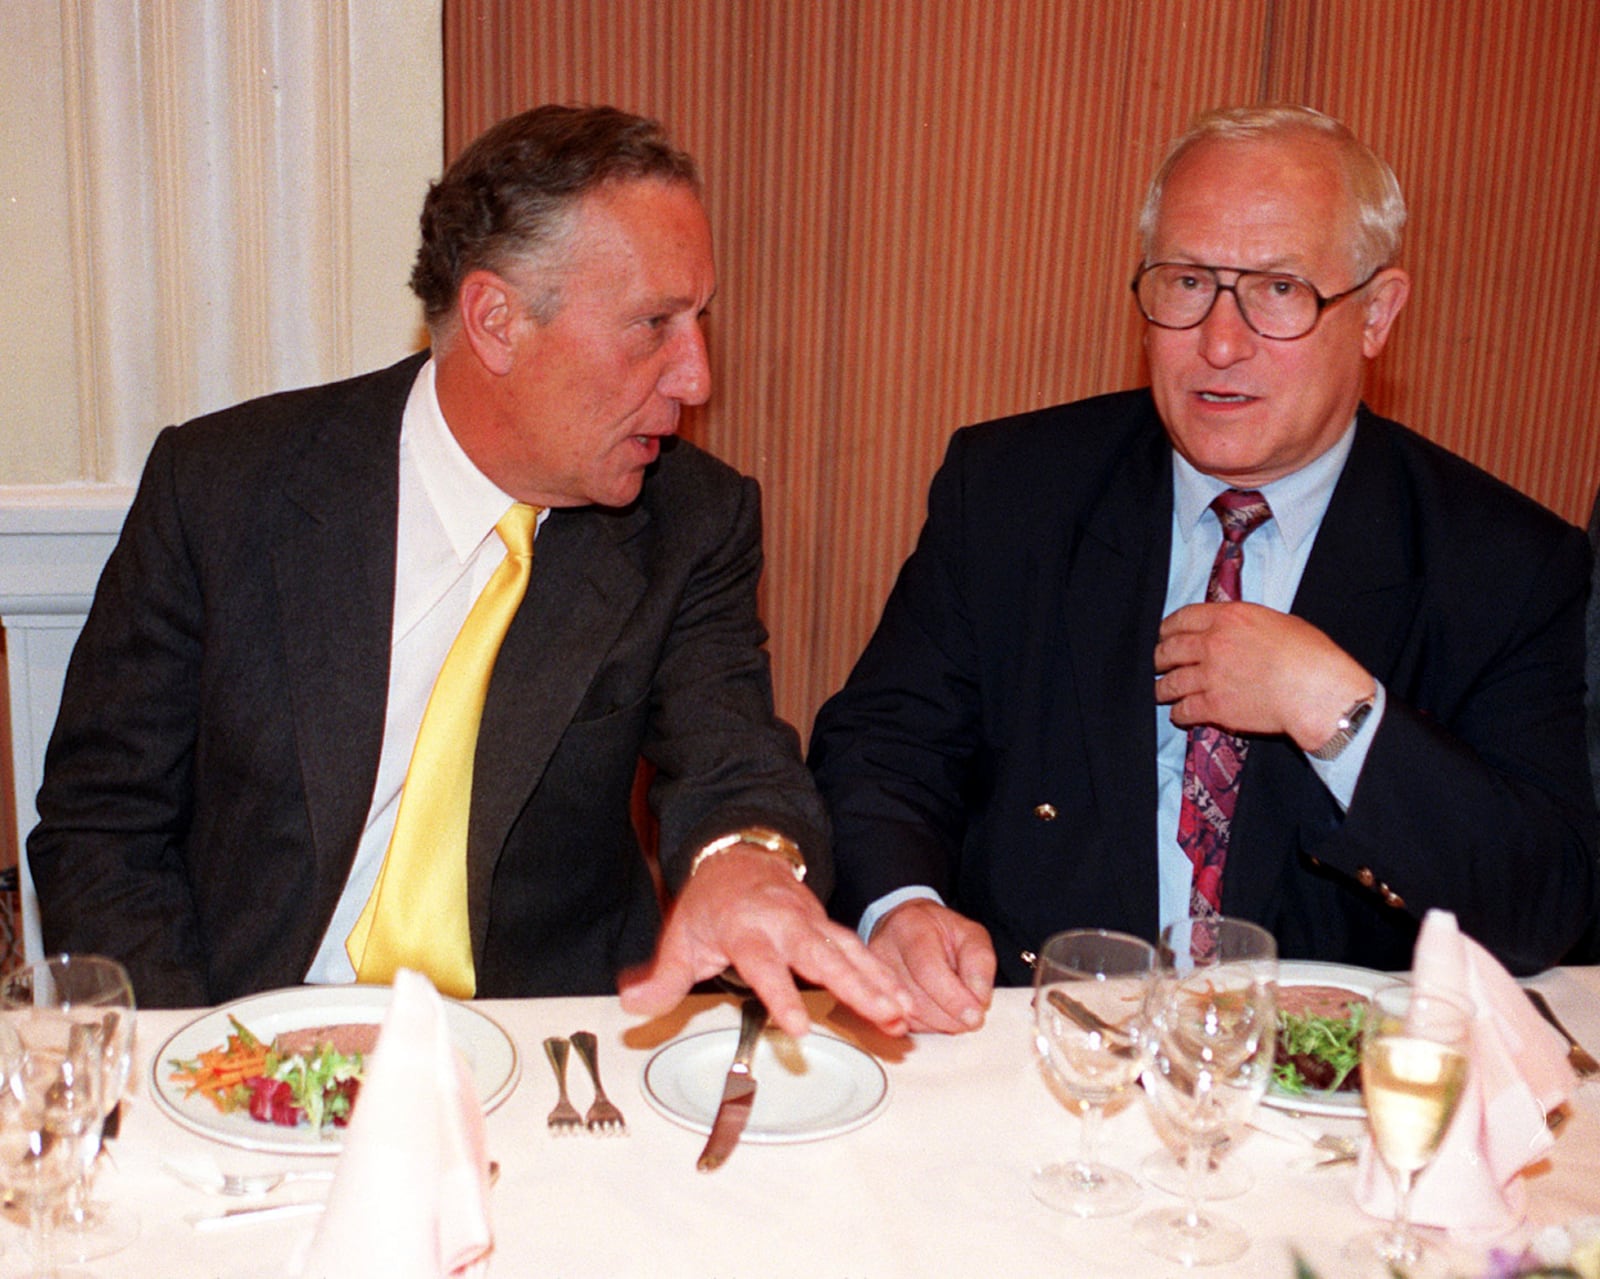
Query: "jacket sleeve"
27 427 213 1006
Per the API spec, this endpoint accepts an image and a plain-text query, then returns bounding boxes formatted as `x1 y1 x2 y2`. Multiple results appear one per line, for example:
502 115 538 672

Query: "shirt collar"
1171 418 1357 554
403 358 524 561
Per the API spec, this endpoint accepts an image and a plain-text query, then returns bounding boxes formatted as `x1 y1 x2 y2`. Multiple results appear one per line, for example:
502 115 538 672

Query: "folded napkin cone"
1354 909 1574 1234
297 969 494 1278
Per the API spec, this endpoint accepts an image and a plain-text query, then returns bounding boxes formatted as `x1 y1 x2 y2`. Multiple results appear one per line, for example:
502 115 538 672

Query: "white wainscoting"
0 488 132 958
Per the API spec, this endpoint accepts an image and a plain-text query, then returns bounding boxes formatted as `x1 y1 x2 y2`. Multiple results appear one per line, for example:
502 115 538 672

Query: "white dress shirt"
305 360 546 983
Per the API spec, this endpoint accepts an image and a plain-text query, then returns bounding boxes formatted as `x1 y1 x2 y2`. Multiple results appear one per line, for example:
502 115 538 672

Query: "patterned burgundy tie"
1176 488 1274 918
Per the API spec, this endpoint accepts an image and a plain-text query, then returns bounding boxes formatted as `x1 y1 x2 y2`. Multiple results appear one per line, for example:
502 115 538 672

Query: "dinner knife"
696 997 767 1172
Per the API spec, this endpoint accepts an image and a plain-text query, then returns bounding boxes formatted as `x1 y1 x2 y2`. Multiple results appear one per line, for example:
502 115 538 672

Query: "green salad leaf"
1272 1002 1366 1094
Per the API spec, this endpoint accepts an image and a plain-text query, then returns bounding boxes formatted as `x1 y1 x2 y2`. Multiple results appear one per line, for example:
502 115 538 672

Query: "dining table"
47 965 1600 1279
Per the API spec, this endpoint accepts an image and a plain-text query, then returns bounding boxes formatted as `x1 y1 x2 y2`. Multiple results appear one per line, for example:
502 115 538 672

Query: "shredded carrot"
167 1020 272 1113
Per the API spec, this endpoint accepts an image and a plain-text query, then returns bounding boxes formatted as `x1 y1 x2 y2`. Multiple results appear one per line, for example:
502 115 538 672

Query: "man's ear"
455 269 527 376
1361 267 1411 359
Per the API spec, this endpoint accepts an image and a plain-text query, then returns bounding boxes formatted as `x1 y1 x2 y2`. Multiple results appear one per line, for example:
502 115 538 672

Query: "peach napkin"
1354 909 1575 1235
296 969 494 1278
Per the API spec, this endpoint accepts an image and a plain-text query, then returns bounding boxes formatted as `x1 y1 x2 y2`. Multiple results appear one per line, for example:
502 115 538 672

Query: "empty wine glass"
1345 983 1473 1276
1030 929 1156 1216
1134 916 1277 1267
0 1028 96 1278
1 956 137 1262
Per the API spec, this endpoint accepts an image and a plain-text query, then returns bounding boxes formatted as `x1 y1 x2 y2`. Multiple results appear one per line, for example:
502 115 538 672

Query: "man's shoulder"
955 388 1160 458
1355 408 1584 546
165 353 425 460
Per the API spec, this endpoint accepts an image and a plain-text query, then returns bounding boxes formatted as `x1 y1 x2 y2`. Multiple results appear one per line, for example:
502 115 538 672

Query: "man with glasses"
810 105 1598 1032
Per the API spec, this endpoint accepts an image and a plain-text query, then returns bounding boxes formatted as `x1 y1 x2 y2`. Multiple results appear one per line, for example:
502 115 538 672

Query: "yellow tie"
347 502 541 996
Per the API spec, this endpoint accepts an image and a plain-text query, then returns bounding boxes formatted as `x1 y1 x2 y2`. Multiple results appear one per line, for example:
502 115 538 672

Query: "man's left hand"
1154 601 1373 751
618 846 914 1039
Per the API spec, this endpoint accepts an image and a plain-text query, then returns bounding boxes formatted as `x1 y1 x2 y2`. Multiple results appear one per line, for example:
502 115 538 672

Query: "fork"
1526 989 1600 1078
570 1030 627 1134
218 1166 336 1197
543 1036 583 1133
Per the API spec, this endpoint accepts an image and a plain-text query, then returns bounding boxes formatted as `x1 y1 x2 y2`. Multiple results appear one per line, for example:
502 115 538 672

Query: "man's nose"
662 323 712 405
1196 285 1257 367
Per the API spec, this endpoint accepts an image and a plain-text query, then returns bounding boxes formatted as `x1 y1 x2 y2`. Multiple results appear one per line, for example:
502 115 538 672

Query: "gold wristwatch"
689 827 807 882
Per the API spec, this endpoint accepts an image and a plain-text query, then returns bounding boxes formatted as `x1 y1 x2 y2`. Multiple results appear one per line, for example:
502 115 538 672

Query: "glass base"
50 1200 140 1264
1139 1148 1252 1201
1030 1159 1142 1218
1134 1203 1251 1267
1343 1225 1452 1278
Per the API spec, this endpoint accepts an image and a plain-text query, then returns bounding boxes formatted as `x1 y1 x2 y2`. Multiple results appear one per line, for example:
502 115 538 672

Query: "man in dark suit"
810 105 1598 1032
29 105 911 1038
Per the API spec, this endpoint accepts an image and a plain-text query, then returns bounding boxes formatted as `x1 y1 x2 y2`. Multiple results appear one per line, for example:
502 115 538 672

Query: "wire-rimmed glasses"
1131 261 1380 340
1029 929 1156 1217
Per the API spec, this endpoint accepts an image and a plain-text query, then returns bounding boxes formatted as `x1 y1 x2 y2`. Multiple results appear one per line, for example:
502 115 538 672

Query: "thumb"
617 940 699 1017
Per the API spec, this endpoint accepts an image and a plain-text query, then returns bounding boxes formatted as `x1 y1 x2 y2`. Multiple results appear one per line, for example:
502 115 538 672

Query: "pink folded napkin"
1354 909 1575 1235
297 969 494 1278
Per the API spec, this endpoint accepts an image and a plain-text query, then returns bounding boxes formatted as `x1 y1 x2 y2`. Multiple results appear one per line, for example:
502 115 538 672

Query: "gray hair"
410 104 700 329
1138 105 1406 278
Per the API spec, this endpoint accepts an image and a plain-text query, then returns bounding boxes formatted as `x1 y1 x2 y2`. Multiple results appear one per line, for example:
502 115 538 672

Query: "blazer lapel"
465 503 651 956
270 359 417 912
1226 412 1423 924
1062 426 1175 934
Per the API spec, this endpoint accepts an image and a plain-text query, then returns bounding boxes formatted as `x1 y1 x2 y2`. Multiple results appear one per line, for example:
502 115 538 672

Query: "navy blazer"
30 354 828 1007
811 390 1598 983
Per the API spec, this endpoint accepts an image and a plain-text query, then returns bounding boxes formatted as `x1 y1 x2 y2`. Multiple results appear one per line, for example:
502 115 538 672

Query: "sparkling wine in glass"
1133 916 1277 1267
1 955 138 1263
1346 983 1472 1275
1030 929 1156 1216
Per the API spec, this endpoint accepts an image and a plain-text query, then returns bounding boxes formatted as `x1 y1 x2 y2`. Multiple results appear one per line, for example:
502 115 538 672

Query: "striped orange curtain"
445 0 1600 736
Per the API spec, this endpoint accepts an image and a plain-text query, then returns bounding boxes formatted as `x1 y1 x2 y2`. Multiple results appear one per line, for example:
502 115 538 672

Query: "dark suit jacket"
810 390 1598 984
29 353 828 1007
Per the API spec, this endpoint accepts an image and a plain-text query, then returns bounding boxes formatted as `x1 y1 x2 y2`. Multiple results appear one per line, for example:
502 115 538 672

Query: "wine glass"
0 956 138 1262
1345 983 1473 1276
0 1024 96 1278
1134 916 1277 1267
1030 929 1156 1216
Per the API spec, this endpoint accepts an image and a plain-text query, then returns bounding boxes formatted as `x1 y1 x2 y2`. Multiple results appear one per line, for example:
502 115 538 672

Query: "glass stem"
1388 1166 1418 1259
1076 1100 1104 1172
1180 1139 1208 1231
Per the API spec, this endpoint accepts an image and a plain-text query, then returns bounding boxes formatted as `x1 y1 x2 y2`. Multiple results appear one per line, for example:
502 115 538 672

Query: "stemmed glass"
0 1018 97 1277
1134 916 1278 1267
1030 929 1156 1216
1345 983 1473 1276
0 956 138 1263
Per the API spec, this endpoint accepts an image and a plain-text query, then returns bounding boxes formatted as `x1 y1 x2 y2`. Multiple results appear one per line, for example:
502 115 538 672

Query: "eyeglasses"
1131 262 1380 341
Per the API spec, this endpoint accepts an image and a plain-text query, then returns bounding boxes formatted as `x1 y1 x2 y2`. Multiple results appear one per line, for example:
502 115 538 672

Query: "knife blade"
696 997 767 1171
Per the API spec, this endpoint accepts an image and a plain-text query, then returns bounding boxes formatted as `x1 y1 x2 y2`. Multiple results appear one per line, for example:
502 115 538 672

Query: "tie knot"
1211 489 1272 544
496 503 541 559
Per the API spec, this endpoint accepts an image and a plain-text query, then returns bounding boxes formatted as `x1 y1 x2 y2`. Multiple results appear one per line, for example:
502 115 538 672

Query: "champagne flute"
1345 983 1473 1275
0 956 138 1262
1030 929 1156 1216
1134 916 1277 1267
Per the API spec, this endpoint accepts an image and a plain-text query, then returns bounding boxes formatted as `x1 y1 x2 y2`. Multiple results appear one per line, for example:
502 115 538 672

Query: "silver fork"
1526 989 1600 1078
570 1030 627 1134
543 1036 583 1133
218 1167 336 1197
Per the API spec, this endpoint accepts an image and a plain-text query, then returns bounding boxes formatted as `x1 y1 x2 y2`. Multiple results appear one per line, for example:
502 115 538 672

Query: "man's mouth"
1197 391 1254 404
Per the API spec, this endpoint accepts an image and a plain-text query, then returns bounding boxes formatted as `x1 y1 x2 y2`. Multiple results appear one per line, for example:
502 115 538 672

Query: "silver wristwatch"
1309 694 1376 761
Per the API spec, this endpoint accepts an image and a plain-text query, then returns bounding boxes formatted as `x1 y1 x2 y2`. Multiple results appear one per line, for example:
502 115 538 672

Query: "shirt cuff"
1306 681 1386 811
858 885 946 944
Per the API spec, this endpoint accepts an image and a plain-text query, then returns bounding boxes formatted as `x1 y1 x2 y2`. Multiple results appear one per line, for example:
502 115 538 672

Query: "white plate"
642 1027 888 1143
1264 959 1395 1118
151 985 520 1153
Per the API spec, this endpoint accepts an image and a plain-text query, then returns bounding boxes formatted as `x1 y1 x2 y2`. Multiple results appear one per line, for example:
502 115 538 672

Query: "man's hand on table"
867 898 996 1034
618 846 914 1039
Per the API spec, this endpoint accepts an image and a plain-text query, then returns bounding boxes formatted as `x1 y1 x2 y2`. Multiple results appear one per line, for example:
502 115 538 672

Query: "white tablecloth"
74 967 1600 1278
